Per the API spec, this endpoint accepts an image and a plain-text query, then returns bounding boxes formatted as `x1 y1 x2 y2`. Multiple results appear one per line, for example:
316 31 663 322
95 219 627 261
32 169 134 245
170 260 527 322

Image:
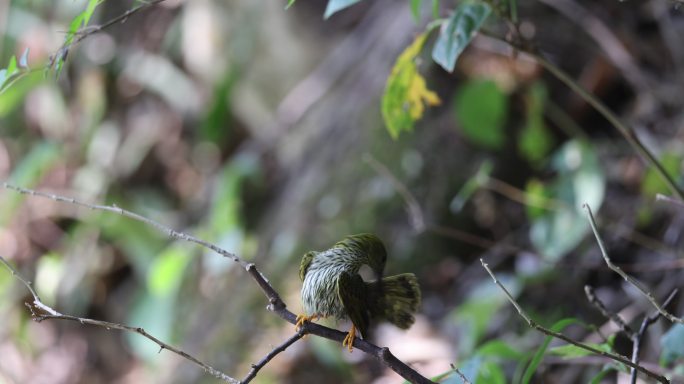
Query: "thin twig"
241 331 305 384
0 255 238 383
363 153 425 232
630 289 679 384
656 193 684 209
49 0 168 70
450 364 472 384
583 203 683 324
1 182 435 384
480 258 670 383
480 30 684 202
584 285 634 338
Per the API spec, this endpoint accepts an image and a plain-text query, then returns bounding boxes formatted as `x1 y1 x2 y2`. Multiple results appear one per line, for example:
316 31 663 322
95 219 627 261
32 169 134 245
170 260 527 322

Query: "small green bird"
295 233 421 352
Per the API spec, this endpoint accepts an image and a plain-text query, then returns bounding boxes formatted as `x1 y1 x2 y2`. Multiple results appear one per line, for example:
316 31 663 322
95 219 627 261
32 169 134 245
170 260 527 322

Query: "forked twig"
1 182 434 384
480 259 669 383
0 255 238 383
583 203 683 325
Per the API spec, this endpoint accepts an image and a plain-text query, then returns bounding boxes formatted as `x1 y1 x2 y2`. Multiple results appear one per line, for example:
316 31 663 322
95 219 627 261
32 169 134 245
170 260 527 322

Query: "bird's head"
343 233 387 281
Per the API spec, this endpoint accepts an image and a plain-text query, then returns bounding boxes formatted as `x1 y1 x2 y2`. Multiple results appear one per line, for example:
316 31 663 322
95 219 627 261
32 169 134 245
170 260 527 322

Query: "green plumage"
299 233 421 339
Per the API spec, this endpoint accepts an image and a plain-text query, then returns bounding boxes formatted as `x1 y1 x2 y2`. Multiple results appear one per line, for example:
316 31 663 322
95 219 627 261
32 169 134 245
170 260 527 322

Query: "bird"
295 233 421 352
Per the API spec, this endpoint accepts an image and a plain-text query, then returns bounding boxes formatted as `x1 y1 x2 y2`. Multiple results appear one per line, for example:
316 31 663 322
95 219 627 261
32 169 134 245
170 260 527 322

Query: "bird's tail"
368 273 421 329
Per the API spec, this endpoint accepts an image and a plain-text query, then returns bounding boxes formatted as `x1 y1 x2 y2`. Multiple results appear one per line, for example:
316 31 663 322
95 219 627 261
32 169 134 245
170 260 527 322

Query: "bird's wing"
299 251 317 281
337 271 370 338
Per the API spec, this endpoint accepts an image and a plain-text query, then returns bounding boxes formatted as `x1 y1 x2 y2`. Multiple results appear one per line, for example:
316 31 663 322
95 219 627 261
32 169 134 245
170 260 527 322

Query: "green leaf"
529 140 605 260
454 79 507 149
451 276 520 353
476 339 524 360
519 82 553 163
641 151 681 197
147 246 190 296
549 342 612 359
432 2 491 72
432 0 440 18
6 56 17 76
285 0 296 9
449 160 493 213
509 0 518 23
382 33 441 139
324 0 362 19
522 318 580 384
410 0 422 22
589 368 615 384
661 324 684 365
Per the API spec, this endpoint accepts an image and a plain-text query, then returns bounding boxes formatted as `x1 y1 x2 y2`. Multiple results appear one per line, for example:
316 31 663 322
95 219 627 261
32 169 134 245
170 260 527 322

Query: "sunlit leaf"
6 56 17 76
454 79 507 149
641 151 681 197
147 246 190 296
324 0 361 19
382 33 441 139
432 2 491 72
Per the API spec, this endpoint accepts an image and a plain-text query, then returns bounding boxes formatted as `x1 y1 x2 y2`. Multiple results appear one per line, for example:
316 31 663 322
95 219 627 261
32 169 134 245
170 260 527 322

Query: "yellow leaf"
382 33 441 139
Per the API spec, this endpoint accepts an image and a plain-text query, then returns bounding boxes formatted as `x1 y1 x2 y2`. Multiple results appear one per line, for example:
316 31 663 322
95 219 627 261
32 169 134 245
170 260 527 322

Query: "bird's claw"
295 314 320 337
342 325 356 353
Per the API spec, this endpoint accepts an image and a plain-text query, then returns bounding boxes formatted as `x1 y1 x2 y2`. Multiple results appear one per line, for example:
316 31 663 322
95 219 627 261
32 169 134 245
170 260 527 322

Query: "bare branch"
50 0 169 70
241 331 305 384
480 258 670 383
656 194 684 209
583 203 683 324
631 289 679 384
0 255 239 384
584 285 634 338
1 182 435 384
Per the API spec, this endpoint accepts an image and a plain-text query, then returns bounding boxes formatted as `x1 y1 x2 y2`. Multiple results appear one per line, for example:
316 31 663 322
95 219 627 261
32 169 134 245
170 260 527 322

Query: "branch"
583 203 683 324
656 194 684 209
630 289 678 384
584 285 634 338
479 31 684 202
480 259 670 383
241 331 305 384
1 182 434 384
0 255 239 384
49 0 169 70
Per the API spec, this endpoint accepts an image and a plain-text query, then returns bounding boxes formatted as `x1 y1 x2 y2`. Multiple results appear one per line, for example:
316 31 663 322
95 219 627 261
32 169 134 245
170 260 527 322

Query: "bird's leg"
342 325 357 353
295 313 321 333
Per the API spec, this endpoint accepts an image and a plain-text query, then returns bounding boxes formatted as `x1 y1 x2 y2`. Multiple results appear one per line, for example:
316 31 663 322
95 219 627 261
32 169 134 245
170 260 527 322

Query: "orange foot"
342 325 356 353
295 314 320 333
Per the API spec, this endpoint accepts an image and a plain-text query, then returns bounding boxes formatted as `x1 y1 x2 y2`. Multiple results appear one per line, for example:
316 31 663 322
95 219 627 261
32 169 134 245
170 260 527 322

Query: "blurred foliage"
453 79 507 149
1 0 683 383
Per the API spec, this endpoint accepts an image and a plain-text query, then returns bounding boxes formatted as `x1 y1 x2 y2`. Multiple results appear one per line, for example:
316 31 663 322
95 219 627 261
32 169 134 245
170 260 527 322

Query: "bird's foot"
342 325 356 353
295 314 320 334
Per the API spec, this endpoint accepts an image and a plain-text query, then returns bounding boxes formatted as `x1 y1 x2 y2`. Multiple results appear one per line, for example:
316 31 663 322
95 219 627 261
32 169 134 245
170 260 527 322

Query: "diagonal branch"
0 255 239 384
630 289 678 384
1 182 434 384
480 259 670 383
583 203 683 324
241 331 305 384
